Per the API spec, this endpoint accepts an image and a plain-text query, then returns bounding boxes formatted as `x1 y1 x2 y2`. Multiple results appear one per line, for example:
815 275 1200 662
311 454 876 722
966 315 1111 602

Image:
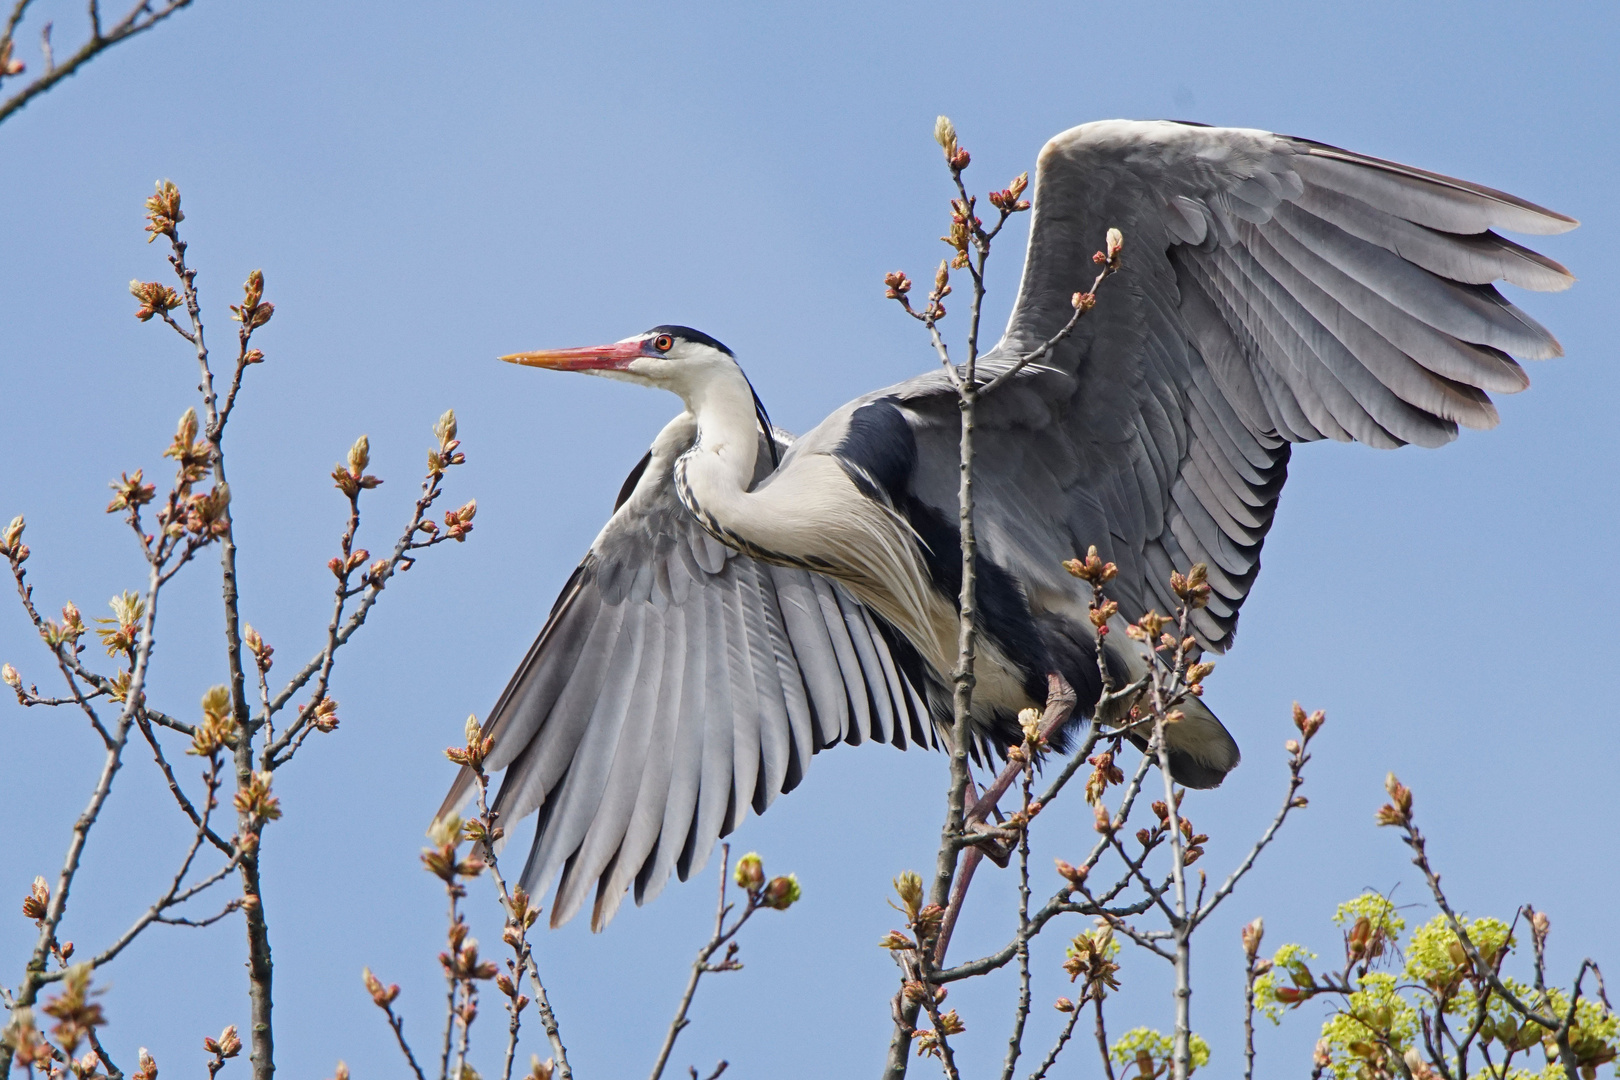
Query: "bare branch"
0 544 163 1077
975 238 1123 398
154 899 242 929
374 996 429 1080
0 0 196 126
933 892 1158 985
35 751 241 982
648 843 763 1080
1027 995 1084 1080
934 676 1081 961
264 454 463 766
134 714 236 854
1192 735 1313 930
2 0 35 50
451 756 573 1080
85 1026 123 1080
998 754 1037 1080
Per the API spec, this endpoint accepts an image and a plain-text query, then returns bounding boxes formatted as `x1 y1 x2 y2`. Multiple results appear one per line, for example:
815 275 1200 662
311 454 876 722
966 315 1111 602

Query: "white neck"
672 363 763 533
661 360 1034 720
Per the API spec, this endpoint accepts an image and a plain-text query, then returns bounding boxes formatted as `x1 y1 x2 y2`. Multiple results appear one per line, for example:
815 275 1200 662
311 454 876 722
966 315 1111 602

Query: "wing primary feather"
717 575 765 835
732 559 796 812
1265 207 1532 392
678 580 737 883
1268 202 1561 359
1294 185 1574 291
1294 147 1577 236
552 615 667 929
524 604 643 910
493 596 626 830
636 587 711 906
596 601 686 926
1244 223 1501 431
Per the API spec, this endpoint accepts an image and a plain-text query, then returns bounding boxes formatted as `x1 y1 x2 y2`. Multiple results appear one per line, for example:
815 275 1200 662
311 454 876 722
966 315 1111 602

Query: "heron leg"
933 673 1077 964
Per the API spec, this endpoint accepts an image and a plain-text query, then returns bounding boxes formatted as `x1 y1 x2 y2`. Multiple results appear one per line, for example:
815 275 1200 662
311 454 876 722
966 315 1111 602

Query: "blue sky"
1 2 1615 1077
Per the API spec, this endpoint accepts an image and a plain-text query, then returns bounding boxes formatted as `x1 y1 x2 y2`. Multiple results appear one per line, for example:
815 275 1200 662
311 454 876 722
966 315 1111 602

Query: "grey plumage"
444 119 1574 930
445 423 928 929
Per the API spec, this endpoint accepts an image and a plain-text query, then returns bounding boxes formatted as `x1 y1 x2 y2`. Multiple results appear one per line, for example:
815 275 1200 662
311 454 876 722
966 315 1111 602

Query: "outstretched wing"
441 421 928 930
889 120 1574 648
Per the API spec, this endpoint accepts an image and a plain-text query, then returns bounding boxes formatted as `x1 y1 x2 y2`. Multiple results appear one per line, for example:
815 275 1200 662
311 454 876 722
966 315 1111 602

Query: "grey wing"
440 429 928 931
896 119 1574 647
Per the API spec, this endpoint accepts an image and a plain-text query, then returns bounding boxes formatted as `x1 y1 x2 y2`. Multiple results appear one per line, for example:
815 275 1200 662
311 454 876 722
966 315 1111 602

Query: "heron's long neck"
673 367 949 677
674 367 763 532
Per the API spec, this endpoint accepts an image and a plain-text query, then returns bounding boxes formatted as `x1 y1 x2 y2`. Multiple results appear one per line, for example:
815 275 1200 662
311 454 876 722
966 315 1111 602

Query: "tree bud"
762 874 800 910
348 435 370 476
1106 227 1124 260
1242 917 1264 958
734 852 765 892
1054 859 1088 889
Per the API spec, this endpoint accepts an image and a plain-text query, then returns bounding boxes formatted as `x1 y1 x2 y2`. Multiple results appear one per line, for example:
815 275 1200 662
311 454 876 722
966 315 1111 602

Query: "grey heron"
443 119 1574 931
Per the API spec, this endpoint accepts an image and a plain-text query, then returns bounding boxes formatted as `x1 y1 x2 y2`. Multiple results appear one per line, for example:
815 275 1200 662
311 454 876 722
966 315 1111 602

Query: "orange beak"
499 341 644 371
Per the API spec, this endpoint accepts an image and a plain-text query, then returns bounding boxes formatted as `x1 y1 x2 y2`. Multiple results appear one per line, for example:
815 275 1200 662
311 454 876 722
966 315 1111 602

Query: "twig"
464 769 572 1079
264 482 363 770
1107 834 1179 925
932 750 1160 985
933 891 1158 985
1026 994 1083 1080
1241 919 1262 1080
4 560 195 740
451 984 474 1080
154 900 242 928
438 889 460 1080
86 1026 123 1080
1151 685 1193 1080
263 461 459 765
377 1000 429 1080
974 252 1117 398
1091 990 1117 1080
168 219 278 1080
2 0 34 54
1191 733 1312 930
134 713 236 854
0 549 161 1077
649 844 758 1080
0 0 196 126
519 959 570 1079
914 984 962 1080
8 686 104 708
495 960 523 1080
998 754 1037 1080
934 675 1079 962
37 756 242 981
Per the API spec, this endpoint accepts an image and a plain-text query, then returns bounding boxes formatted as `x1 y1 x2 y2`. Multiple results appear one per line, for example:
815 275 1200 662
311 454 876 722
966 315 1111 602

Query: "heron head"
500 325 738 397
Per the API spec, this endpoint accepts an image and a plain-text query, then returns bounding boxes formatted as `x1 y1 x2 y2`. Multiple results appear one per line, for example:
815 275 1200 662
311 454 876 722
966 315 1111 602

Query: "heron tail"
1121 695 1240 789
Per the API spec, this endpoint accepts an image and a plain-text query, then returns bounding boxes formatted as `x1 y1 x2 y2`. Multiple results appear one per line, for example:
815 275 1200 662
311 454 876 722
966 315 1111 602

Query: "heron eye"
652 334 674 353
